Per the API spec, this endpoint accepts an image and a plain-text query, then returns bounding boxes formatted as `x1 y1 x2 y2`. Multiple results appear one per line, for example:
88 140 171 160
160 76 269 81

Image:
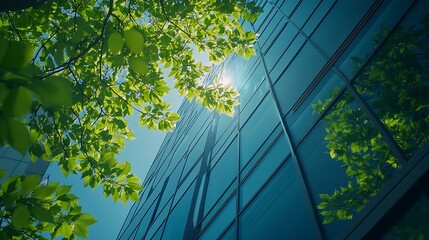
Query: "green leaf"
56 185 72 197
74 223 89 238
129 191 139 201
11 204 30 229
75 213 97 226
22 174 40 194
30 205 54 222
31 76 73 107
33 185 57 198
6 118 31 155
0 82 9 103
155 85 170 93
108 32 124 54
129 57 148 74
167 112 181 121
323 215 335 224
58 222 73 238
0 41 35 70
3 87 33 118
0 38 8 62
124 29 144 54
0 169 6 179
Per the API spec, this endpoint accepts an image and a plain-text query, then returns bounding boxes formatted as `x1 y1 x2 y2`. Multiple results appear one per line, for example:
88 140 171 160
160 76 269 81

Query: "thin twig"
42 0 115 78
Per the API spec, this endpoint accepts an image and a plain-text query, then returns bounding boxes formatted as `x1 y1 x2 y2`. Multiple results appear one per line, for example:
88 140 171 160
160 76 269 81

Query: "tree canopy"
0 0 261 238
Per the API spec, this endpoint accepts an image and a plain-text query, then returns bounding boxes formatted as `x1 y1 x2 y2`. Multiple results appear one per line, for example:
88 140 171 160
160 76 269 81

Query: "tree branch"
42 0 114 78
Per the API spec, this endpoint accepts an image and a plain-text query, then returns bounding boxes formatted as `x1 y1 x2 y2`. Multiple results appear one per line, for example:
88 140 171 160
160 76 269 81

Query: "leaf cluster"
0 1 262 235
0 171 96 239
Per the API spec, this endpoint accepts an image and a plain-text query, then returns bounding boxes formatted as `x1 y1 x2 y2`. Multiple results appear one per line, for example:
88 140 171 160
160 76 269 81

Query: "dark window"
239 157 320 239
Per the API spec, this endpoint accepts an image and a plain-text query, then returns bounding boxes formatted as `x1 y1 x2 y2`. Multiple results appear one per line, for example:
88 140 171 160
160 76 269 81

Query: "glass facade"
0 147 49 183
118 0 429 239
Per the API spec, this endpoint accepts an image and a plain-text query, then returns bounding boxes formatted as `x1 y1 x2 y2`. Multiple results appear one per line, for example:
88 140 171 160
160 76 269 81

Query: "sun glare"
219 73 232 86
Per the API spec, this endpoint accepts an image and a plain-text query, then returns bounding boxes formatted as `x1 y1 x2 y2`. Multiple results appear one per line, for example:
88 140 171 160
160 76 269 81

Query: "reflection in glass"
383 196 429 240
353 14 429 158
314 11 429 225
313 90 400 224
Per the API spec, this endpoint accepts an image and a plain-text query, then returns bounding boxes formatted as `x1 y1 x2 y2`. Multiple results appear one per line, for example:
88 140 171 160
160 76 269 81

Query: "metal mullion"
236 99 241 240
334 68 407 165
252 22 327 239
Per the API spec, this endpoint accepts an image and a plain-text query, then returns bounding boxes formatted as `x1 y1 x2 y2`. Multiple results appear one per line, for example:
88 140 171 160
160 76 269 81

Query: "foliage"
0 170 96 239
0 0 261 238
315 15 429 223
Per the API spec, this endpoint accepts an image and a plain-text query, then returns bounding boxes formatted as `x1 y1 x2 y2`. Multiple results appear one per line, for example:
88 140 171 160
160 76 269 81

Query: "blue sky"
44 82 184 240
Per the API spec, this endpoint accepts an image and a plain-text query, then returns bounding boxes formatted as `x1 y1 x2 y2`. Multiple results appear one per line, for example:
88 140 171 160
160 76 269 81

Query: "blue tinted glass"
229 54 259 90
214 114 237 145
199 196 236 240
352 1 429 159
141 199 171 239
312 0 373 57
302 0 336 36
126 199 157 239
240 124 282 178
274 42 326 115
150 222 165 240
163 181 197 240
253 2 272 31
278 0 300 17
204 138 238 215
290 0 320 28
183 128 210 177
158 158 185 211
264 22 299 72
239 159 320 239
239 62 265 109
201 179 236 230
297 121 350 239
269 33 306 83
259 12 286 53
240 81 269 127
300 90 401 239
240 95 279 169
336 0 412 79
175 159 201 206
240 133 290 207
219 224 236 240
286 71 344 144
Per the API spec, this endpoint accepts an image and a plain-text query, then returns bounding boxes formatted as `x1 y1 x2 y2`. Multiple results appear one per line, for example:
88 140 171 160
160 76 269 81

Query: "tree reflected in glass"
314 14 429 224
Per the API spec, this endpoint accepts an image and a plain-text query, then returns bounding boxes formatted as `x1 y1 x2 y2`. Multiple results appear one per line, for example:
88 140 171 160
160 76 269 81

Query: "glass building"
0 147 49 183
118 0 429 239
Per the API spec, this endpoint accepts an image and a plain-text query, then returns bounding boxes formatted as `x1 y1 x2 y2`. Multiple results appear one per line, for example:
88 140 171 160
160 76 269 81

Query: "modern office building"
117 0 429 239
0 147 50 183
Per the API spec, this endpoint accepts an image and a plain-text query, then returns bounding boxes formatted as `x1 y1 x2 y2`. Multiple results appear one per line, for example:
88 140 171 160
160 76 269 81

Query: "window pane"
240 95 279 168
163 181 197 240
352 3 429 158
199 196 236 240
312 0 373 57
274 42 326 115
264 22 300 72
301 90 401 239
383 196 429 239
302 0 336 36
239 159 320 239
336 0 413 80
240 133 290 207
219 224 235 240
290 0 320 29
286 71 344 144
259 11 285 52
204 138 238 215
